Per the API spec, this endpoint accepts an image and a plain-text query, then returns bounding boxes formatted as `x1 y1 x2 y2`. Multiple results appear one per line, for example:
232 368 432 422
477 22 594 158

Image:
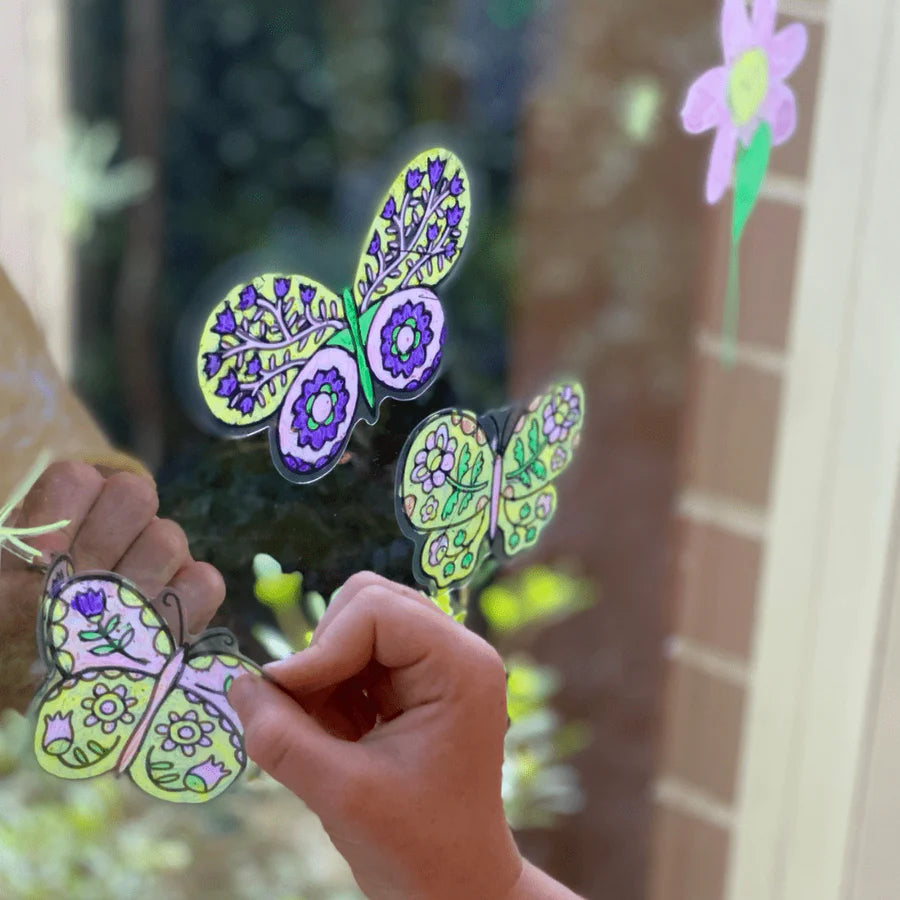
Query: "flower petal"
761 82 797 145
721 0 754 62
682 68 729 135
767 23 808 79
706 123 739 203
751 0 777 41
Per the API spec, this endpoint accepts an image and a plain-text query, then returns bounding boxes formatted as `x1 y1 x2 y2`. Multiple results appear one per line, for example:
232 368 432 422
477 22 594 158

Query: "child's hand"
229 572 582 900
0 461 225 710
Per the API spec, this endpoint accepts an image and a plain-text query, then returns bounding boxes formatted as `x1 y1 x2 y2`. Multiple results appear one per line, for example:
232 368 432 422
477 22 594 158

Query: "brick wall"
648 3 830 898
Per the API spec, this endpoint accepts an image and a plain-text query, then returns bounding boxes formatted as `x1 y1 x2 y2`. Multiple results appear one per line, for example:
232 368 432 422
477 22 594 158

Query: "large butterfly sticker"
31 556 260 803
396 381 584 591
197 148 471 483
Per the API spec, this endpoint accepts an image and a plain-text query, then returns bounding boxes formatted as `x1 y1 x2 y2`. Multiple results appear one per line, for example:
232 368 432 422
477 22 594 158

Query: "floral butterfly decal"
197 148 471 483
396 381 584 591
31 556 260 803
681 0 807 363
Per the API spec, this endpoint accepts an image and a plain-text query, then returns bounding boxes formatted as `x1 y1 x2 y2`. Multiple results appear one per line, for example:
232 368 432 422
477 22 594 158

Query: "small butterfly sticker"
395 381 584 591
32 556 260 803
197 148 471 483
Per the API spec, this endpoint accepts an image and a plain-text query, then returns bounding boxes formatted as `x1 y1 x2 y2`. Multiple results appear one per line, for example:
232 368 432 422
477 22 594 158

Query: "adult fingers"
229 674 356 814
166 561 226 636
263 585 471 711
115 518 191 600
12 461 104 562
69 472 158 571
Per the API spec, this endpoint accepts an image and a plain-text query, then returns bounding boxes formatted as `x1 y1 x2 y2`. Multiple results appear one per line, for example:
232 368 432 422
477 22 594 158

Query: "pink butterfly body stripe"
488 455 503 540
115 648 186 774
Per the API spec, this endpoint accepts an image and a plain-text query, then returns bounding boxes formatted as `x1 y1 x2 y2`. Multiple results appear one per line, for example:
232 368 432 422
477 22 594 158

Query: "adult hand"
0 461 225 711
229 571 582 900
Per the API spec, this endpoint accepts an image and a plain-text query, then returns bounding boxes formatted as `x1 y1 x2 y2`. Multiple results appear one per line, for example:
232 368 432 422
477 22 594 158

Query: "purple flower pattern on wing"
542 384 581 444
155 709 214 758
381 196 397 220
291 367 351 451
406 167 423 190
536 493 553 519
237 394 255 416
550 446 568 472
246 355 261 376
72 588 105 619
238 285 257 309
426 222 439 242
428 533 450 568
81 682 137 734
379 300 433 379
184 756 231 794
213 305 236 335
449 173 464 196
368 233 381 256
446 204 463 227
427 156 445 186
203 353 222 378
443 242 457 260
216 369 239 398
411 423 456 494
41 712 73 755
421 495 439 523
273 277 290 298
300 284 316 305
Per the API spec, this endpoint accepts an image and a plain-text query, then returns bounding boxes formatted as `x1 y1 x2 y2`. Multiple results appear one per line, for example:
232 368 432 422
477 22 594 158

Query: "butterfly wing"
270 345 361 483
353 148 470 314
34 668 157 780
497 381 585 557
197 275 344 431
35 555 75 668
128 652 260 803
396 409 494 590
364 287 446 399
40 572 175 678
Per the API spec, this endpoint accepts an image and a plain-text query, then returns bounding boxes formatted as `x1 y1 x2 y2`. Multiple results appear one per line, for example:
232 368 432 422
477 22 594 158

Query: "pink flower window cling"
681 0 808 364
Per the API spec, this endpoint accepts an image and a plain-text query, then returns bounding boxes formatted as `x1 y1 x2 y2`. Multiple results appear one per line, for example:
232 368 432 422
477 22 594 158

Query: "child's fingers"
263 585 475 711
166 561 225 635
229 673 354 811
312 570 438 642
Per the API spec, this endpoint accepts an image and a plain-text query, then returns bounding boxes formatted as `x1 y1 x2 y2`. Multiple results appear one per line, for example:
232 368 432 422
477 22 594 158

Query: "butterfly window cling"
31 556 261 803
396 381 584 593
681 0 808 364
197 148 471 483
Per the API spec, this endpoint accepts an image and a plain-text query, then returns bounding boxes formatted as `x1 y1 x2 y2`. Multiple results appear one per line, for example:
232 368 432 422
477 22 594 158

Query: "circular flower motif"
421 495 439 523
291 366 351 451
155 709 214 757
536 493 553 520
82 682 137 734
428 534 450 568
412 423 457 494
380 301 433 379
542 385 581 444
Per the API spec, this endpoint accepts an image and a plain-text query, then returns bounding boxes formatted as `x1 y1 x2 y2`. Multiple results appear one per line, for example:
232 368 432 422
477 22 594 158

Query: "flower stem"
721 242 740 369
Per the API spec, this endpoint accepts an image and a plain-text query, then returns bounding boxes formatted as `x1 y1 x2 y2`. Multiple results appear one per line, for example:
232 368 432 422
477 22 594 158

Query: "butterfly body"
32 556 259 803
396 381 585 591
197 149 469 484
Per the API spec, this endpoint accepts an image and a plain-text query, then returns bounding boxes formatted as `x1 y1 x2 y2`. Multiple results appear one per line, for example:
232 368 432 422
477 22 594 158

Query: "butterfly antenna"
158 590 186 645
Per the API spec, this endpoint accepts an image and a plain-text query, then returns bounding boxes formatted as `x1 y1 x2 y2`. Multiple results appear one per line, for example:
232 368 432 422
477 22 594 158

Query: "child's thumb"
229 673 350 810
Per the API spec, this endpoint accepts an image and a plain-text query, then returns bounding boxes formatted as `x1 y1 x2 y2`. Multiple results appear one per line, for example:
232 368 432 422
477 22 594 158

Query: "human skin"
0 461 225 711
230 571 584 900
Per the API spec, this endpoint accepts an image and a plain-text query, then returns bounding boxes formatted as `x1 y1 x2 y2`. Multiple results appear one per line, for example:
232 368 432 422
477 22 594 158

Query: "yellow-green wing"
353 149 471 314
497 381 584 557
397 409 494 589
34 668 156 780
197 274 344 428
129 653 260 803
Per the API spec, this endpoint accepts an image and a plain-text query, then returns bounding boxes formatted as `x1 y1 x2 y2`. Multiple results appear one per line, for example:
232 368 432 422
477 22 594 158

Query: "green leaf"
78 630 102 641
73 747 89 765
150 760 174 771
458 443 471 479
441 490 459 520
90 644 118 656
118 626 134 648
471 452 485 483
513 438 526 466
527 418 540 454
105 614 121 633
458 489 474 515
732 122 772 245
223 675 233 694
519 470 532 489
154 772 181 785
530 460 547 480
86 740 106 756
